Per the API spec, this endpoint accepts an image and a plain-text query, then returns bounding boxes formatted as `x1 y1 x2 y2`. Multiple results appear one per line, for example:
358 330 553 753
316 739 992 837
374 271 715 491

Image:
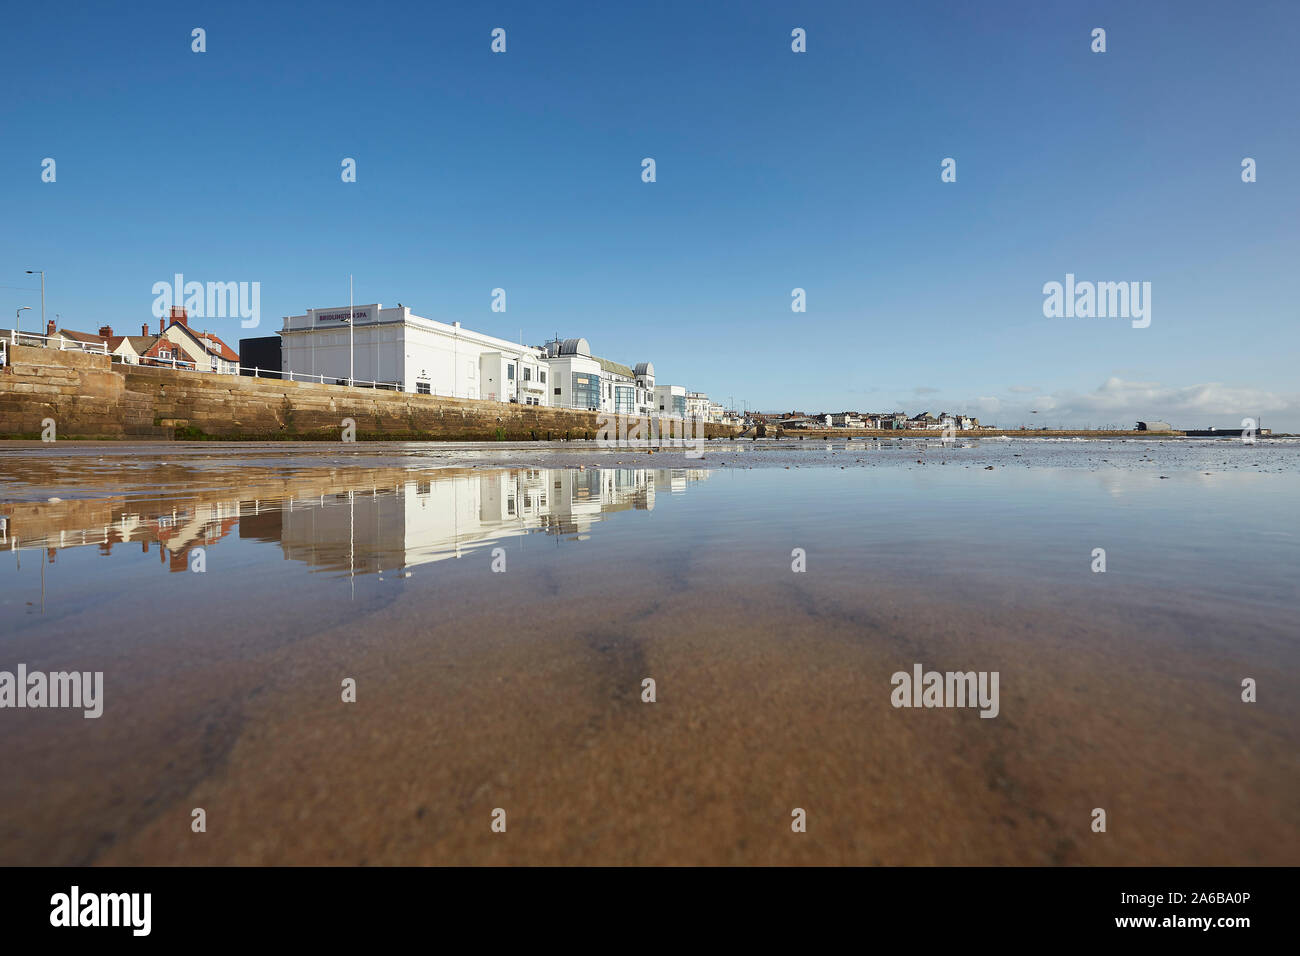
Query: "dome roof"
634 362 654 377
559 337 590 356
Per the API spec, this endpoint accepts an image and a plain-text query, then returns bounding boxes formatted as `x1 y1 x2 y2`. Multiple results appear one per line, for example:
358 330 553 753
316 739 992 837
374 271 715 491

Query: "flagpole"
349 275 354 387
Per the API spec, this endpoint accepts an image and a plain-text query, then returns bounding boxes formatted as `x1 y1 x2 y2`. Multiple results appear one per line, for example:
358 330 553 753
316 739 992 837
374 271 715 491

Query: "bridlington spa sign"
313 308 371 323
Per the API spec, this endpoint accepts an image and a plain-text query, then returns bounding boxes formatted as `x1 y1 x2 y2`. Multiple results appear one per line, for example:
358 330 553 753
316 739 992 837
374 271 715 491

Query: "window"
572 373 599 410
540 371 546 384
523 367 531 381
615 384 635 415
554 387 561 395
416 382 431 394
507 363 515 380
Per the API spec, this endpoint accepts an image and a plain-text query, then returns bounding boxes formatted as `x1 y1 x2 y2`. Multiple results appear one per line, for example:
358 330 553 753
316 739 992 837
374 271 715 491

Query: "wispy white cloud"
964 378 1299 429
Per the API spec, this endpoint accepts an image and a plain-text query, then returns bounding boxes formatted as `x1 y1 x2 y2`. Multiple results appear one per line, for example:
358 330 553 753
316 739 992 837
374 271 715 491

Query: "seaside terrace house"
49 323 144 362
138 332 195 370
685 391 712 422
909 412 939 429
830 412 864 428
155 308 240 374
47 321 175 369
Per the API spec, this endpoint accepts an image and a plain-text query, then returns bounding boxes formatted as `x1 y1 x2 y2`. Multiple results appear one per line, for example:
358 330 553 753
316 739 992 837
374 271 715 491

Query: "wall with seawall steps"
0 345 739 442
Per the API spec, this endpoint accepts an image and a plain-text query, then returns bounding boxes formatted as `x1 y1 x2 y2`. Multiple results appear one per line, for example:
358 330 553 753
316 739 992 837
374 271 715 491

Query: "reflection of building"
277 468 696 572
3 467 711 578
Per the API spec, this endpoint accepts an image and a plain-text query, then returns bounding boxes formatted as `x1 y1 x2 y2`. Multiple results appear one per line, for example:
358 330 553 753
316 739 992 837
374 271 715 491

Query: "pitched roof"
57 329 109 346
594 356 634 379
168 322 240 361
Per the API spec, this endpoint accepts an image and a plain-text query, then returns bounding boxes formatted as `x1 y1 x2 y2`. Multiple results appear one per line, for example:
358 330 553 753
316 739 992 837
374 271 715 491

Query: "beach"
1 438 1296 865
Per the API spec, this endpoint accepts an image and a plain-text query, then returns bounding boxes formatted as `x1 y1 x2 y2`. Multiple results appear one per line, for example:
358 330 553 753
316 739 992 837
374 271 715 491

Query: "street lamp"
24 271 45 334
15 306 32 342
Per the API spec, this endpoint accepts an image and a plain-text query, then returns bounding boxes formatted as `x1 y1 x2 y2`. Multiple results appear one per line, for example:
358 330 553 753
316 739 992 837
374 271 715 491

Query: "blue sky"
3 0 1297 427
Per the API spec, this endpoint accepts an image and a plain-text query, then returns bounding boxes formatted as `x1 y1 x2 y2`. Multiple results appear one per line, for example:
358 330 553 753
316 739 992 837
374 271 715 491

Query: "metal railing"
7 328 113 357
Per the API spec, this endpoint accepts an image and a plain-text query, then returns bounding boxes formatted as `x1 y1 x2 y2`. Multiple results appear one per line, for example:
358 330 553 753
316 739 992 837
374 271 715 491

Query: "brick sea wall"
0 345 738 442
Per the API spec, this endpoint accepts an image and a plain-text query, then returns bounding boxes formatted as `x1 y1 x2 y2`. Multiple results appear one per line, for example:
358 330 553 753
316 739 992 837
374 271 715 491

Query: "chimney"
98 325 113 337
159 318 165 334
142 324 149 336
170 306 188 327
46 319 56 335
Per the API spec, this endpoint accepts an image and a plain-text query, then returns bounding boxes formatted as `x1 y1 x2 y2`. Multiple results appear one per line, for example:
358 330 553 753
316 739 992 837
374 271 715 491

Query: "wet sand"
1 440 1296 865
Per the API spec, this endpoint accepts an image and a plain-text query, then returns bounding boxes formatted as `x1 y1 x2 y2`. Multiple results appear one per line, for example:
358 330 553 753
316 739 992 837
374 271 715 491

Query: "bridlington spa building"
279 304 678 414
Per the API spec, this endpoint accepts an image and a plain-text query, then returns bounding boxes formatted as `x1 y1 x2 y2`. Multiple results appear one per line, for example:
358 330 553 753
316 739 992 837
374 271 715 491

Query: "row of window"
506 363 546 384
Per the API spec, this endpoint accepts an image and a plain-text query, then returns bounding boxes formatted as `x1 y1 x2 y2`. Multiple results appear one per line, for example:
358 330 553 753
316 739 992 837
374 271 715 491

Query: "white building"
280 304 549 402
654 384 687 419
542 338 656 415
685 391 712 422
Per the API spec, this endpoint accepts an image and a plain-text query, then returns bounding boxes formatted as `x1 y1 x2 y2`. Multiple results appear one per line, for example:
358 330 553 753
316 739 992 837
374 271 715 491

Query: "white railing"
4 334 727 416
8 328 112 356
112 352 403 390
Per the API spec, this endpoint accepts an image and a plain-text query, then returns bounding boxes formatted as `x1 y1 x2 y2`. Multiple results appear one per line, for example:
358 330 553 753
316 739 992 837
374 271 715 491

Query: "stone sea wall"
0 345 738 442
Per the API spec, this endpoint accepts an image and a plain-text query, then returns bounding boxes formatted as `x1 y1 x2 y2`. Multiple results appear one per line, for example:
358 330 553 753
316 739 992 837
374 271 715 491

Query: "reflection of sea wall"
0 346 739 441
2 467 710 575
1 465 486 557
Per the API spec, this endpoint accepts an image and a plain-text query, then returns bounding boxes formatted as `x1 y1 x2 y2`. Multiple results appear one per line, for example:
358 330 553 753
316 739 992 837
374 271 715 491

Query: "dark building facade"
239 335 281 379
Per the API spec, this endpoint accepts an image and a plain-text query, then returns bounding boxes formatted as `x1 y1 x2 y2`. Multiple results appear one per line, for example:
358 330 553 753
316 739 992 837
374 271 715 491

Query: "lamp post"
15 306 32 340
24 271 44 333
348 275 354 387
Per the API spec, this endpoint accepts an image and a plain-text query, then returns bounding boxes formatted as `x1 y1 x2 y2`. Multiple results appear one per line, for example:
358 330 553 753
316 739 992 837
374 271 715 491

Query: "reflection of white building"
277 467 707 573
280 304 549 402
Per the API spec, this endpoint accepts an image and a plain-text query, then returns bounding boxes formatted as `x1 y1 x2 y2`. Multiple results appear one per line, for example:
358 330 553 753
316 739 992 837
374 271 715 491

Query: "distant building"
654 384 687 419
1136 420 1172 432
